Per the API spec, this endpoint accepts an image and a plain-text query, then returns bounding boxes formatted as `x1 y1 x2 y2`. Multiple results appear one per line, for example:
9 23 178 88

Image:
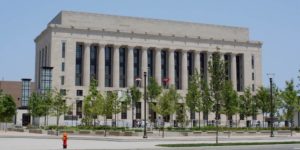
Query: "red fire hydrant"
62 132 68 149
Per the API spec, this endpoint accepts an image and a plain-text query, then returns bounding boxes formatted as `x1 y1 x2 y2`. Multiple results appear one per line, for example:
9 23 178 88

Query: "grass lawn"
157 141 300 147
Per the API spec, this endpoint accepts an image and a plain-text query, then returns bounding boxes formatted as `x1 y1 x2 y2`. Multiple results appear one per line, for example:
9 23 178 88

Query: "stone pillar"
181 50 188 90
141 47 148 87
127 46 134 87
168 49 175 86
84 43 90 86
155 48 161 85
206 51 212 83
194 51 201 74
231 53 237 90
113 45 120 88
98 44 105 89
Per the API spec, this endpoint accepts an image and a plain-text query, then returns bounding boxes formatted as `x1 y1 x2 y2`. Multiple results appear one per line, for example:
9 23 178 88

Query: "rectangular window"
90 45 98 81
134 48 141 86
75 43 83 86
252 72 255 80
61 76 64 85
62 42 66 58
76 90 83 96
187 52 193 76
161 50 168 87
252 84 255 92
174 51 181 89
105 46 113 87
147 49 154 78
61 62 65 72
251 55 255 69
121 102 127 119
76 100 82 118
60 89 66 96
119 47 126 87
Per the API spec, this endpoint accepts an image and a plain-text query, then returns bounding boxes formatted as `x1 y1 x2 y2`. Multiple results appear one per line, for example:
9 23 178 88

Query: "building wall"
35 11 263 127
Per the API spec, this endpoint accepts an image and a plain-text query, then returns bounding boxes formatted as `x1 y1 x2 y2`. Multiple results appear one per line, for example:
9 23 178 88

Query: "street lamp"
143 72 148 138
267 73 275 137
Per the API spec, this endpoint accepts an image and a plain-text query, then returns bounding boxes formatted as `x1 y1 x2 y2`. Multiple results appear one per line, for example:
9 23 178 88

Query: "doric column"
98 44 105 89
141 47 148 87
194 51 201 74
168 49 175 86
206 51 212 83
181 50 188 90
113 45 120 88
127 46 134 87
231 53 237 90
155 48 162 85
84 43 90 86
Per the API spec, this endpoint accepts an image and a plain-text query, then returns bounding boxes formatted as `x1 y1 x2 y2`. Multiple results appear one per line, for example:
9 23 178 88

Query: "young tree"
281 80 299 135
152 85 180 138
42 90 53 126
201 80 213 126
128 86 142 128
239 88 253 127
221 80 239 127
51 90 68 136
176 103 187 128
186 70 202 128
28 92 45 126
147 77 162 123
83 79 104 126
208 48 226 144
0 93 16 130
111 91 121 128
256 86 270 127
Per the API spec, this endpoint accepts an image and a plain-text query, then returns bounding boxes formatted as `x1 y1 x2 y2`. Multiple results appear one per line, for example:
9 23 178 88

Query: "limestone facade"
35 11 263 127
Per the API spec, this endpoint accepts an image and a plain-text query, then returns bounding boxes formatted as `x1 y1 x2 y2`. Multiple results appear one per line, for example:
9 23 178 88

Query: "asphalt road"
1 137 300 150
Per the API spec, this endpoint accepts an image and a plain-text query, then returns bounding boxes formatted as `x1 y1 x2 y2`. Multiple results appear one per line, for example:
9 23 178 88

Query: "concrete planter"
29 129 43 134
78 130 91 135
193 131 202 136
180 132 189 136
95 130 105 135
109 131 122 136
123 131 135 136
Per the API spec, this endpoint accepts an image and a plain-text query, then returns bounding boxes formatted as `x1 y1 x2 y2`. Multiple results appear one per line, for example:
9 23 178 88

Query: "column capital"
127 45 136 49
142 46 148 51
168 48 176 52
84 42 91 48
113 44 121 49
194 50 201 54
231 53 237 56
99 43 107 47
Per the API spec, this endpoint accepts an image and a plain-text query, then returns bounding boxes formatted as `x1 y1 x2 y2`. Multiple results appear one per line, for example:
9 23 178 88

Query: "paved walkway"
0 131 300 150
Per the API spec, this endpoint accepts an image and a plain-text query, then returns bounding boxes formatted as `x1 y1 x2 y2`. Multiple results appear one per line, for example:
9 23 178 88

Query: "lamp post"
143 72 148 138
267 73 275 137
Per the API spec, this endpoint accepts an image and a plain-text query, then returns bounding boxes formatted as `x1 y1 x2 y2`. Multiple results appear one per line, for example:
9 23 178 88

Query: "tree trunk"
162 118 165 138
290 119 293 136
132 103 135 128
198 111 201 129
104 116 107 137
263 112 265 128
56 114 59 136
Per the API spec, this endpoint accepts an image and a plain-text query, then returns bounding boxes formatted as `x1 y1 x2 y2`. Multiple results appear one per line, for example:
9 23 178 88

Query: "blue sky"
0 0 299 89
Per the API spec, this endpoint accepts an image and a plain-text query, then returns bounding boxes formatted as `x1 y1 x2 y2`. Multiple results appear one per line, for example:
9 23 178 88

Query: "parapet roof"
48 11 250 41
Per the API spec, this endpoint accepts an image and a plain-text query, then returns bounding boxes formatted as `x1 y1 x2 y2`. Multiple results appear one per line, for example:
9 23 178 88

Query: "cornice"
47 24 263 48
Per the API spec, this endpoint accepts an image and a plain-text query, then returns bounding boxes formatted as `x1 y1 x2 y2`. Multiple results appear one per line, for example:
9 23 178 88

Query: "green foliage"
83 79 104 125
153 85 180 120
186 70 202 114
208 49 226 103
256 86 270 115
0 92 16 122
147 77 162 101
51 89 68 127
281 80 299 122
176 103 187 128
221 80 239 120
129 86 142 104
239 88 253 119
201 80 213 117
28 92 45 118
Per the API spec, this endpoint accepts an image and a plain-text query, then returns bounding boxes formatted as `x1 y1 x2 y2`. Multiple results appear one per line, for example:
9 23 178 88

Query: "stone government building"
34 11 262 127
